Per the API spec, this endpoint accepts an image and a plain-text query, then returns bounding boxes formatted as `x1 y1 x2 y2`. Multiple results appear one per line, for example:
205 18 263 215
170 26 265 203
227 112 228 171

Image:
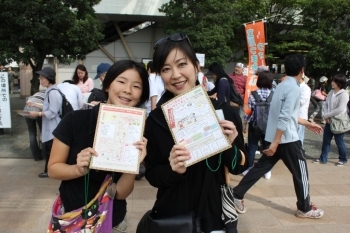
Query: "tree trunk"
29 59 44 95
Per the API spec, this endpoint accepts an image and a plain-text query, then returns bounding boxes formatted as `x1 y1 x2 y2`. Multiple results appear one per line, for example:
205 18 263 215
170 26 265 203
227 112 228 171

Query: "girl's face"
77 69 85 80
106 69 143 107
160 48 198 96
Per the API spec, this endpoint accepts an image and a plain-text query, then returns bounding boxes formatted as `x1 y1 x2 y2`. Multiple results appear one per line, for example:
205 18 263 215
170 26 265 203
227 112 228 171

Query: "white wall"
56 25 167 84
94 0 168 16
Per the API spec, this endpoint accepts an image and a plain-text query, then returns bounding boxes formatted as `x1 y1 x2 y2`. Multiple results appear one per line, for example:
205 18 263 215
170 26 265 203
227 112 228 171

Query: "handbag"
312 89 326 101
330 112 350 134
47 175 114 233
136 210 200 233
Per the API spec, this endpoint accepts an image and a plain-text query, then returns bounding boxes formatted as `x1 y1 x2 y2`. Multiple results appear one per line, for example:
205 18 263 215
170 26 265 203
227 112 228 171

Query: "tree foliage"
0 0 103 94
160 0 350 78
159 0 236 67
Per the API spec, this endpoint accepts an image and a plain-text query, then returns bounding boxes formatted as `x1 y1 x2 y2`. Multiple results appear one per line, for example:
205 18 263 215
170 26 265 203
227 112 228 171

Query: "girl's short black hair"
153 35 199 74
332 74 347 89
102 60 150 106
257 71 273 89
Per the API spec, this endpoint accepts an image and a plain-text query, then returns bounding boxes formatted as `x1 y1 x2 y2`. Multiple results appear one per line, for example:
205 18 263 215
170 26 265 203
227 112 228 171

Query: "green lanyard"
206 145 238 172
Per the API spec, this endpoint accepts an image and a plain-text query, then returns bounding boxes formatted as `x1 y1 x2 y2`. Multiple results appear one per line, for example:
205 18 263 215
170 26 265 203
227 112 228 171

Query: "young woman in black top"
137 33 247 233
48 60 150 232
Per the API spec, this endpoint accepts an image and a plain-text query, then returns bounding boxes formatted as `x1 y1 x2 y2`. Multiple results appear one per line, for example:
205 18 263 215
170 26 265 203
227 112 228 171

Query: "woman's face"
106 69 143 107
39 75 50 88
77 69 85 80
211 73 217 81
8 67 12 72
160 48 198 96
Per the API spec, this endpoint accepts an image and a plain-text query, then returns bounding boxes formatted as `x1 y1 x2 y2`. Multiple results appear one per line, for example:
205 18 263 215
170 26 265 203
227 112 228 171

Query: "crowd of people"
5 32 350 232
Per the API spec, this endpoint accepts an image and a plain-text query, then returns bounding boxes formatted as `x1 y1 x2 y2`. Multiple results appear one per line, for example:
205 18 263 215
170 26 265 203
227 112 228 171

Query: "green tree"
292 0 350 78
230 0 304 64
0 0 103 94
159 0 236 67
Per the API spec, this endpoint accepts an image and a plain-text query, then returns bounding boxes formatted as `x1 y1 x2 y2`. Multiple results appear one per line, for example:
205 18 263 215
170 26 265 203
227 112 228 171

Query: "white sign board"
0 72 11 128
196 53 205 67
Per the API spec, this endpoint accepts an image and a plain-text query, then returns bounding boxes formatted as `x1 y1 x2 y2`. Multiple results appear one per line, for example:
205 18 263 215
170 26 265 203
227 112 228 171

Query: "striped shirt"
244 88 272 123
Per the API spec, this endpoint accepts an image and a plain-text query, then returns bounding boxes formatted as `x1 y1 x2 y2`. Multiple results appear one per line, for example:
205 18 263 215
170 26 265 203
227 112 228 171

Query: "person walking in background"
229 62 247 101
57 80 83 110
307 76 318 108
207 62 235 104
0 65 6 135
145 61 164 116
242 70 274 179
232 54 325 219
312 74 349 166
298 75 311 146
28 67 62 178
309 76 328 124
72 64 94 94
7 66 17 94
24 90 45 161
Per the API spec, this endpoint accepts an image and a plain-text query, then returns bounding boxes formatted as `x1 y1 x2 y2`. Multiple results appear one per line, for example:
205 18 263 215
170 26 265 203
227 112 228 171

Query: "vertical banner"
0 72 11 128
244 21 266 114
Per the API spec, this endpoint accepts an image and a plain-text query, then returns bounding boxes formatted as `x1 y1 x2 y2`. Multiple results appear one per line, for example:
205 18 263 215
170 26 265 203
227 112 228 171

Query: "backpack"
87 88 106 103
47 88 74 118
251 91 274 134
222 78 244 106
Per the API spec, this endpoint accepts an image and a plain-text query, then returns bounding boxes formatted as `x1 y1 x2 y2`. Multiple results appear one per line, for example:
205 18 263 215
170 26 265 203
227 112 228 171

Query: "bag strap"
47 88 68 103
266 91 274 103
251 91 261 102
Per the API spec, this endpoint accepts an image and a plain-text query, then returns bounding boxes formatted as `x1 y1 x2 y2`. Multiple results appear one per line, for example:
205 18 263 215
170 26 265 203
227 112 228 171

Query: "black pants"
42 139 53 173
233 141 311 212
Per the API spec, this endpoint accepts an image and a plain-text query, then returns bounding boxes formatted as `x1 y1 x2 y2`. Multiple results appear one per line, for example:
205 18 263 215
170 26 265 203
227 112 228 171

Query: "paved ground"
1 93 350 232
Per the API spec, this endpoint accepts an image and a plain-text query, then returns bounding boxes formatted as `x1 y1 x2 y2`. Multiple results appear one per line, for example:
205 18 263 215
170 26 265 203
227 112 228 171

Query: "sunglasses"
153 33 191 49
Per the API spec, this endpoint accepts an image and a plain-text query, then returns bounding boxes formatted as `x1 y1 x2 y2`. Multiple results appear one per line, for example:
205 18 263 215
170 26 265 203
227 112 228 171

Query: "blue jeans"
319 123 348 163
247 122 269 168
25 117 43 161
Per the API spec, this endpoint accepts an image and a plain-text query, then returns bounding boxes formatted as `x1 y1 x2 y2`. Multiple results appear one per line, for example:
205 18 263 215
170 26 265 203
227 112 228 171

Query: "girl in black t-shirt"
48 60 150 232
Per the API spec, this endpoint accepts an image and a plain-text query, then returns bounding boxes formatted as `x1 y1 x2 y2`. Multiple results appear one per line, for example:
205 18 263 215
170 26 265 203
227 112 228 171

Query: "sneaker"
336 161 346 166
308 118 314 123
113 219 127 233
295 204 324 219
264 171 271 180
233 198 247 214
312 159 320 163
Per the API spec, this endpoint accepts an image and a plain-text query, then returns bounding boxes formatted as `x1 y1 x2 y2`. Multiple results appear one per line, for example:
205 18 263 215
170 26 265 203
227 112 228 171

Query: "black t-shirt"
53 105 126 226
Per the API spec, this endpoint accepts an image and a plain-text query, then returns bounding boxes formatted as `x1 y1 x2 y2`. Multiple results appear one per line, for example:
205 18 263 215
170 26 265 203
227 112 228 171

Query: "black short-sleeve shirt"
53 105 126 226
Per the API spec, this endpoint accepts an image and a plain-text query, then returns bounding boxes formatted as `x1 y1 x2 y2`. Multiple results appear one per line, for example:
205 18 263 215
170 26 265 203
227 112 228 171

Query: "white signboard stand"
0 72 11 129
196 53 205 67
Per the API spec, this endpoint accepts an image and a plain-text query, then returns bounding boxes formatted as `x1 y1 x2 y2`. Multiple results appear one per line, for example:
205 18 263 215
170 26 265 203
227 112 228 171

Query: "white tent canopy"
5 61 19 68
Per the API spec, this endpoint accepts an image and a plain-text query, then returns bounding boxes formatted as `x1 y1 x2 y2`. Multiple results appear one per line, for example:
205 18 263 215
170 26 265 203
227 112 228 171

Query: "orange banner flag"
244 21 266 115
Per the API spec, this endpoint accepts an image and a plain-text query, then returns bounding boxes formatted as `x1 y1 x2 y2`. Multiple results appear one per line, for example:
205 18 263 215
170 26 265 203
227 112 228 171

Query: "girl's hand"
133 137 148 163
219 120 238 144
76 147 98 176
169 145 191 174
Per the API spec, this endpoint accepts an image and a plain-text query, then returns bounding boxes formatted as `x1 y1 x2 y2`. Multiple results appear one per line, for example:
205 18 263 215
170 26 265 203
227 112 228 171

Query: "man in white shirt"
145 61 164 116
298 75 311 145
57 80 84 110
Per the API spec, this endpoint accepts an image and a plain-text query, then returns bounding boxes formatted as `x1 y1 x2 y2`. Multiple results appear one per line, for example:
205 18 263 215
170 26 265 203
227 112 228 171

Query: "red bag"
312 89 326 101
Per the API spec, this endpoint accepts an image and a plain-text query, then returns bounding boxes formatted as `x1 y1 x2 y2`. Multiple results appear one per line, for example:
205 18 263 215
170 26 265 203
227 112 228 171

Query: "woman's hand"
28 111 39 117
76 147 98 176
219 120 238 144
169 145 191 174
133 137 147 163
